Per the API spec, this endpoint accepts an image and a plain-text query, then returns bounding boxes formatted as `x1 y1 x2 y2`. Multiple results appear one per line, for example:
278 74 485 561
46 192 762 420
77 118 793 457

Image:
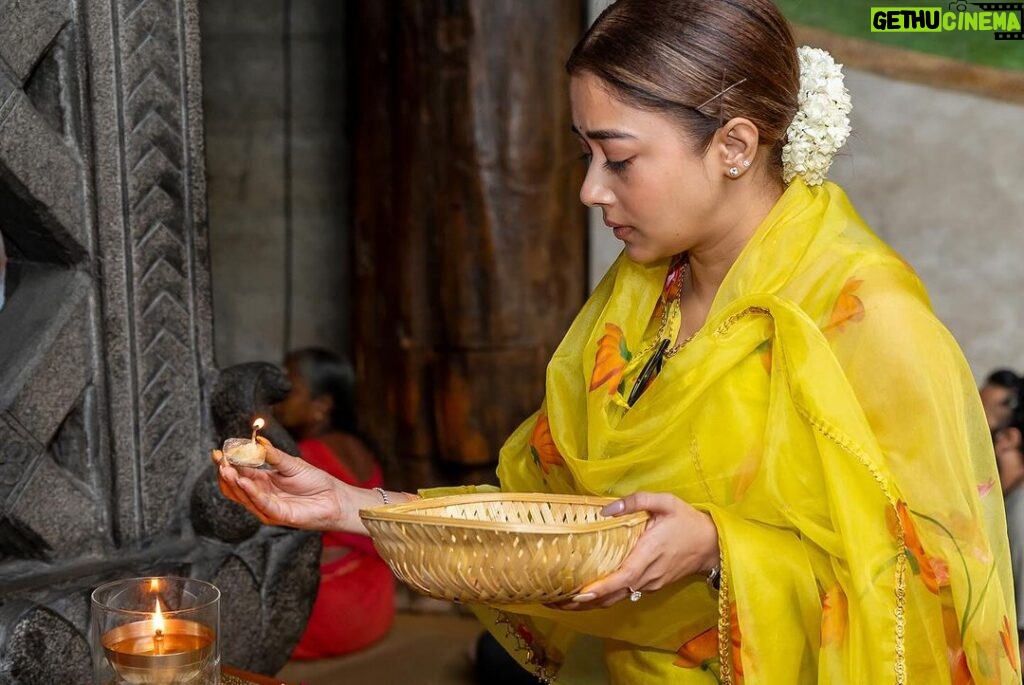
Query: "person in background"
982 368 1021 432
274 347 395 659
994 382 1024 663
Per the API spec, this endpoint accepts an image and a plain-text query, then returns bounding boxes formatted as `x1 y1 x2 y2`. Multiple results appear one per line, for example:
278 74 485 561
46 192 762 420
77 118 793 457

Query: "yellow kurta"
440 178 1018 684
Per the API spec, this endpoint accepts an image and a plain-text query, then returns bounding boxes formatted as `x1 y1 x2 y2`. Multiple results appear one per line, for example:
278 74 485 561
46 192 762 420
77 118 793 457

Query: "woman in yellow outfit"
214 1 1018 682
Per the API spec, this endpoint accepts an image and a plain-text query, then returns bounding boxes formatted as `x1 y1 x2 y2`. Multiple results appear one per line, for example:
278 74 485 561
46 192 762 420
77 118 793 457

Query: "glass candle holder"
221 437 267 468
91 577 220 685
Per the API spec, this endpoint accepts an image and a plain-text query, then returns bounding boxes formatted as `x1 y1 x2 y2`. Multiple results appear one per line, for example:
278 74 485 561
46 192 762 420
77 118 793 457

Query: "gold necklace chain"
622 258 694 408
639 258 693 360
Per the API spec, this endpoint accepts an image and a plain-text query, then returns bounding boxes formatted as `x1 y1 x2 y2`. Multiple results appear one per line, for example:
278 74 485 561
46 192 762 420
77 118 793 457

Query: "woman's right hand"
213 436 353 532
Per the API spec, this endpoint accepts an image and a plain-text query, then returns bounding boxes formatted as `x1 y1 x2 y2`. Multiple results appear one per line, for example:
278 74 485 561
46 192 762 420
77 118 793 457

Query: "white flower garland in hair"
781 46 852 187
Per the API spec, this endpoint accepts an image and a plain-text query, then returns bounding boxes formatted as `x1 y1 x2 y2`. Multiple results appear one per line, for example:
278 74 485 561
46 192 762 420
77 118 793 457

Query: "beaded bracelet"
373 487 389 505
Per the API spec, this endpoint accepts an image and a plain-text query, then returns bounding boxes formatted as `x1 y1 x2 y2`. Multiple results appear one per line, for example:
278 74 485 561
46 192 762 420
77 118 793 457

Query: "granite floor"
276 610 482 685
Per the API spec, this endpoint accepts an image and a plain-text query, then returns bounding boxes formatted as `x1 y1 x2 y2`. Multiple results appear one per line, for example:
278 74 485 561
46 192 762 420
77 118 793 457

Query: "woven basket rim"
359 492 649 534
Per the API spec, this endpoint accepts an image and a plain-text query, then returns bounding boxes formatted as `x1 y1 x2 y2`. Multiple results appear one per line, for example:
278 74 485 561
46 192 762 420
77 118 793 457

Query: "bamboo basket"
360 492 648 604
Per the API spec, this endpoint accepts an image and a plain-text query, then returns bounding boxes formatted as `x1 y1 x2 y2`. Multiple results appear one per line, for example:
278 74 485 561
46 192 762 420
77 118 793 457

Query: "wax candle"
101 598 214 684
223 417 267 467
92 577 220 685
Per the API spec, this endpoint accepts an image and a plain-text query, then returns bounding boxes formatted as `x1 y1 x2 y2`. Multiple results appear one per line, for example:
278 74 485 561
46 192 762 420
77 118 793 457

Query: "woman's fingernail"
601 500 624 516
571 593 597 602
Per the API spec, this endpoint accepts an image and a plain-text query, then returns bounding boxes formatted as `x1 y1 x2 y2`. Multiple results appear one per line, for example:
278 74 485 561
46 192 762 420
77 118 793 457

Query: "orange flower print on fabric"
663 254 686 302
673 624 718 669
942 604 974 685
1001 615 1020 674
929 557 951 590
529 413 564 474
730 602 744 682
950 646 974 685
978 479 996 498
651 254 687 321
589 323 631 395
823 277 865 336
674 603 743 680
821 585 848 647
731 451 760 500
888 500 950 595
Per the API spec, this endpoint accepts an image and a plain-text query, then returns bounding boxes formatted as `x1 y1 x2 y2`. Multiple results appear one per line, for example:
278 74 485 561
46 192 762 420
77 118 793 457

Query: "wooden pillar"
351 0 586 487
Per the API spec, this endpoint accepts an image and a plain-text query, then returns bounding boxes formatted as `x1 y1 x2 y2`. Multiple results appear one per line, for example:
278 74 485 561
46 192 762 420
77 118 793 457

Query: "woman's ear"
714 117 760 178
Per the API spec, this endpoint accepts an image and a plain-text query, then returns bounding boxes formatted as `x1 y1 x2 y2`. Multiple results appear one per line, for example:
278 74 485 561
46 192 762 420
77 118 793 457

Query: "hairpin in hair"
696 77 748 112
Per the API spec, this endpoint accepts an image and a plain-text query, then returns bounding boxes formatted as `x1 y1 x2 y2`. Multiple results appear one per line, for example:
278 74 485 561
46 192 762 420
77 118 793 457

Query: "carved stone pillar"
0 1 317 681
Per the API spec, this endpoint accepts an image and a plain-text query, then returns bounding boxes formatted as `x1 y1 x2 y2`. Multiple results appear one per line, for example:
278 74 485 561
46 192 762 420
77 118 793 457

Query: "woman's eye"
603 158 632 174
579 152 593 164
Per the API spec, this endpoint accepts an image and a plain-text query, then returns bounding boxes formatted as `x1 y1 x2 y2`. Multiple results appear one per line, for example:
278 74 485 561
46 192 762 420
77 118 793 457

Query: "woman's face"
570 72 725 264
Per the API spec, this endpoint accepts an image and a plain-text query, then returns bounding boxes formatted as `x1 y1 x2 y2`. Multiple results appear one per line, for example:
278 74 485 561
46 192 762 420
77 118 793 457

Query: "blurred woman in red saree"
275 348 394 659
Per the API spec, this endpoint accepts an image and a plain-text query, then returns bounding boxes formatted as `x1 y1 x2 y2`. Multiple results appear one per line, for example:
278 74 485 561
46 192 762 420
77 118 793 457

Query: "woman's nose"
579 166 614 208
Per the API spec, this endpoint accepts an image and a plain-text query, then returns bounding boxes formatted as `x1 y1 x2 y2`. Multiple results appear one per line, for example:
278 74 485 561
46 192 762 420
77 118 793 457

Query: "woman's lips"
612 225 633 240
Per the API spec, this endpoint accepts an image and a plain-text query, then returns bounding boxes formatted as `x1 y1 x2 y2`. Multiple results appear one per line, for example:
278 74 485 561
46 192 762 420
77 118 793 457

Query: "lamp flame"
153 598 166 634
248 417 264 444
149 578 161 592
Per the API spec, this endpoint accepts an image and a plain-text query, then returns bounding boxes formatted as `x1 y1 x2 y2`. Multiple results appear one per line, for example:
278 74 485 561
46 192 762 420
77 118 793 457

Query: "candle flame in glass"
153 598 166 634
149 578 161 592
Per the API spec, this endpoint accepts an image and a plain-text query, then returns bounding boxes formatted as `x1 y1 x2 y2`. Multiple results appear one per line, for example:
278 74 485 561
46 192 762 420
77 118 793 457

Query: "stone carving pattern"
0 418 41 512
0 0 87 524
0 2 319 680
115 0 200 532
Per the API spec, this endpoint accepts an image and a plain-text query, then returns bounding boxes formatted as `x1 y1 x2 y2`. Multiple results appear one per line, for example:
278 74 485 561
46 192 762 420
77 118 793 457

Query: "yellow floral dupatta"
459 178 1017 684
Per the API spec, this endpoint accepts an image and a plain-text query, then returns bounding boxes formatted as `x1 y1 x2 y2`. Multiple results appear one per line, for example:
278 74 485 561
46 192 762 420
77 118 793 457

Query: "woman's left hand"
559 492 719 610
